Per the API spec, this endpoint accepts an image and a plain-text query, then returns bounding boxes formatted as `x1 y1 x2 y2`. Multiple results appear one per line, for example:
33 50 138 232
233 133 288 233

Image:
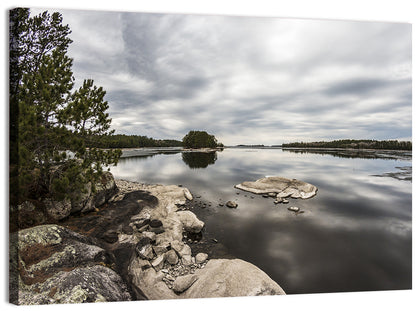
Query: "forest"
87 134 183 148
282 139 412 150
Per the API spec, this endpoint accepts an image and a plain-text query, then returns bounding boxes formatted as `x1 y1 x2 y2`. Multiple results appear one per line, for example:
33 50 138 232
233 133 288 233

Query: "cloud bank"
33 8 412 144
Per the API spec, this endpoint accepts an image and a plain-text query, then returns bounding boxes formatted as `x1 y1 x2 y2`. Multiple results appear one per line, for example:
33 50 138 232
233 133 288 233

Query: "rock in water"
226 201 238 208
288 206 300 212
235 176 317 199
274 198 283 204
183 188 193 200
176 210 204 233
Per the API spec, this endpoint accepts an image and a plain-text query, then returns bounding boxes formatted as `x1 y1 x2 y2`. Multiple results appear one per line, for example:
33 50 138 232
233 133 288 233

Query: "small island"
182 130 224 151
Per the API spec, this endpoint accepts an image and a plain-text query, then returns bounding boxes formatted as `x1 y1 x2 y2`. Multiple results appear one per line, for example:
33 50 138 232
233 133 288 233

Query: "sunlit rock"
235 176 317 199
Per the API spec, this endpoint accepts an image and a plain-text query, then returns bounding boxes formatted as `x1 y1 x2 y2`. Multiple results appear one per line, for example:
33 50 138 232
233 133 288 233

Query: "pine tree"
10 8 121 204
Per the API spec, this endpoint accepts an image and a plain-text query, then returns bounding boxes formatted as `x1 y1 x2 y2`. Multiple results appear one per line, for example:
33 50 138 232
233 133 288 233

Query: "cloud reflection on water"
111 148 411 294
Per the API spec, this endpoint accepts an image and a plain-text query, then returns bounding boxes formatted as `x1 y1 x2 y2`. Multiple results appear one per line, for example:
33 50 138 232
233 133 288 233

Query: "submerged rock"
235 176 317 199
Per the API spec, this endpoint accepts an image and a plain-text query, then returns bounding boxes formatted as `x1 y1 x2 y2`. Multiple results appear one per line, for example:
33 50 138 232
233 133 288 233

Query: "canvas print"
9 7 412 305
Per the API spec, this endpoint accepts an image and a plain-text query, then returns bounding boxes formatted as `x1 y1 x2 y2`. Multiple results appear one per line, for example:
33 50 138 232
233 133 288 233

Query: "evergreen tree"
182 130 219 149
10 8 121 204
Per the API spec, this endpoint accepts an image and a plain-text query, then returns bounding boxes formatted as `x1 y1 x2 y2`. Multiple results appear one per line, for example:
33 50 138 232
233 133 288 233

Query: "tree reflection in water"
181 151 217 169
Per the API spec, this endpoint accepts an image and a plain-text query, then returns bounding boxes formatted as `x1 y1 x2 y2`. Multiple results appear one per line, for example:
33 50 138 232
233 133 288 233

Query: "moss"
18 225 63 250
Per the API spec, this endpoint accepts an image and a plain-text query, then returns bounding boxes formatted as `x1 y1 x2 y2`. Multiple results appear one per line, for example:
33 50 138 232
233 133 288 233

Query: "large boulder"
16 265 131 305
172 275 198 293
128 256 285 300
69 171 118 215
10 224 131 305
182 259 285 298
14 172 119 228
128 257 177 300
235 176 317 199
43 198 72 220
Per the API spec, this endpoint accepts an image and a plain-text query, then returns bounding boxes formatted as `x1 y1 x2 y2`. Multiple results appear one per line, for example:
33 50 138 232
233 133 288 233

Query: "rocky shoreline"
10 177 285 305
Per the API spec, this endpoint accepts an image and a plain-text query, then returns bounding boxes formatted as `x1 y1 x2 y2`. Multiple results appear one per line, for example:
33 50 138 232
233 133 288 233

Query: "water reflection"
282 147 412 161
110 148 412 294
181 151 217 169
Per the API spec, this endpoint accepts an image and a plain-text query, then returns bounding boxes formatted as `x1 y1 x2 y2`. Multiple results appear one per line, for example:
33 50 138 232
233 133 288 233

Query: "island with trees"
182 130 224 150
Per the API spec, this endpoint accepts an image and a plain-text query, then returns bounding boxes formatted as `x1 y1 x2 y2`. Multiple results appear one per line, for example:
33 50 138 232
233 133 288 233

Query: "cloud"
33 8 412 144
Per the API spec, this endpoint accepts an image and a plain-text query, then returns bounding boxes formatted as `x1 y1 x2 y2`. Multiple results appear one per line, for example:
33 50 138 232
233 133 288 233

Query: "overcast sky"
32 8 412 145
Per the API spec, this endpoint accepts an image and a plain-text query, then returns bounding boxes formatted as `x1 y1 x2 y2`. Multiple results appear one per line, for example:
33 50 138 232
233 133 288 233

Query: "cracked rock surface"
235 176 318 199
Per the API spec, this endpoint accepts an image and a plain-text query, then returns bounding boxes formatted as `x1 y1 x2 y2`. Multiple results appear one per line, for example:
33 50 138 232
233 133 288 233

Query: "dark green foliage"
181 152 217 169
87 134 183 148
282 139 412 150
182 130 220 149
10 8 121 204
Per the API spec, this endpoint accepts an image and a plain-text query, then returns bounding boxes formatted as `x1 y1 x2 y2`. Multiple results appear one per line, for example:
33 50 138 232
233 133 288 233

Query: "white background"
1 1 414 311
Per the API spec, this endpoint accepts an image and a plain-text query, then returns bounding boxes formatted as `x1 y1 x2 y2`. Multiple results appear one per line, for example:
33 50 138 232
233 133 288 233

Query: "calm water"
110 148 412 294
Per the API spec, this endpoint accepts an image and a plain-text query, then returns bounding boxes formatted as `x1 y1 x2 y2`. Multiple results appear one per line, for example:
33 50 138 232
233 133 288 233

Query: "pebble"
288 206 300 212
225 201 238 208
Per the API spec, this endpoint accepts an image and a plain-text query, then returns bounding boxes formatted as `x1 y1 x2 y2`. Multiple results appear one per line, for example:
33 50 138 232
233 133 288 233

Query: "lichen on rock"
10 224 131 305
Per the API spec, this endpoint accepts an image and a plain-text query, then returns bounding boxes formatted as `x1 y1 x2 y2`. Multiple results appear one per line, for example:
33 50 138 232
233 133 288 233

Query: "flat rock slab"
235 176 317 199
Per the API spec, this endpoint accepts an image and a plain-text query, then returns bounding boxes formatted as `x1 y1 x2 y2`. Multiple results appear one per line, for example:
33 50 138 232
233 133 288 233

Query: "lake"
110 147 412 294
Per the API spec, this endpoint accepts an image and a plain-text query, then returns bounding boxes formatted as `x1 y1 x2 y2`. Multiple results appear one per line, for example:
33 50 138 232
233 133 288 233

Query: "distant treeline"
88 134 183 148
282 139 412 150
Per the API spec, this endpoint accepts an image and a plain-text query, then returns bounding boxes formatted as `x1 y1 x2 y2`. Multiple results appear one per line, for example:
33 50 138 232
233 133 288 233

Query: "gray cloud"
34 8 412 144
